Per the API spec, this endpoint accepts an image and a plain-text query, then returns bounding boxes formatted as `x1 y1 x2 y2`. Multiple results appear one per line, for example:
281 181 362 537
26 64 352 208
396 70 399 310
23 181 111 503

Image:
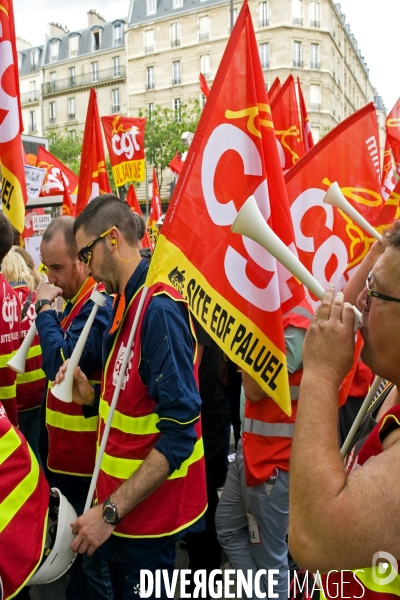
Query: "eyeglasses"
78 226 117 266
365 271 400 308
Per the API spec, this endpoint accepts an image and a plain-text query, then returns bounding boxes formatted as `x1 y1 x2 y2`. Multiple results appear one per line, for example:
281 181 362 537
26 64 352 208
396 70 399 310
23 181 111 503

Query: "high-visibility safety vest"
0 274 20 427
46 278 101 477
13 285 46 412
96 282 207 538
321 404 400 599
242 298 313 487
0 401 49 599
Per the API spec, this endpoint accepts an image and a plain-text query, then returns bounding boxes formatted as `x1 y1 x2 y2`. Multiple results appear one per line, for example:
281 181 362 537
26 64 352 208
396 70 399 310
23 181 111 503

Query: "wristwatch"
103 497 122 525
35 299 52 314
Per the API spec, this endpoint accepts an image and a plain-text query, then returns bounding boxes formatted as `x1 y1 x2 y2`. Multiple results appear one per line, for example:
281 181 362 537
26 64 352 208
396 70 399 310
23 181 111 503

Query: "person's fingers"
329 291 345 321
342 301 356 330
314 284 335 321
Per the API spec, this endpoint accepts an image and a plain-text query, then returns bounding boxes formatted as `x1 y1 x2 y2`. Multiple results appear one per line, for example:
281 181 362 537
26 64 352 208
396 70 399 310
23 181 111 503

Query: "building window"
49 101 56 124
30 49 39 71
148 102 154 119
113 56 120 77
258 1 269 27
172 60 181 85
171 22 181 46
292 0 303 25
18 53 21 72
146 66 155 90
92 62 98 82
310 84 321 110
113 23 122 46
293 41 303 67
147 0 156 15
174 98 182 122
112 89 120 113
68 98 75 120
69 130 76 141
50 71 56 91
29 80 36 101
173 0 183 8
69 35 79 57
145 29 154 53
200 54 210 78
50 40 60 63
309 1 320 27
200 93 207 109
69 66 76 87
310 43 320 69
259 43 270 68
92 29 101 51
29 111 36 133
199 16 210 41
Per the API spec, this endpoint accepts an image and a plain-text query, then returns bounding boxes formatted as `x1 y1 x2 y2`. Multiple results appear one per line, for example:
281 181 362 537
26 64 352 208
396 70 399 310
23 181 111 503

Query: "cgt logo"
372 552 399 586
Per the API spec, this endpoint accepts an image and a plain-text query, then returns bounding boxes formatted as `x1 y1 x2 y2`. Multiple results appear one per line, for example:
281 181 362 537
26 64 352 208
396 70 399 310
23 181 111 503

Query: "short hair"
13 246 34 271
73 195 138 246
383 220 400 248
0 213 14 262
131 211 146 240
42 216 78 259
2 249 35 290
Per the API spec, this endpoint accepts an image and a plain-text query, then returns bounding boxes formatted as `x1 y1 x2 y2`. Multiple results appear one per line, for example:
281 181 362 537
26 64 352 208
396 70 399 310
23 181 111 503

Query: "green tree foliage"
139 100 201 189
46 128 83 175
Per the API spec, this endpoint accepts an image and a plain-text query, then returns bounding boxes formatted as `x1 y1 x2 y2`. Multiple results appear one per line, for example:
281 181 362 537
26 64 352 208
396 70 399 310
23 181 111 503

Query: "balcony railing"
310 102 321 111
171 38 181 47
28 124 37 133
172 77 181 85
68 113 76 120
42 65 126 95
199 32 210 41
292 17 303 25
310 61 320 69
145 45 154 53
261 61 270 69
310 19 320 27
49 116 56 124
30 63 39 72
258 18 269 27
20 90 40 105
146 82 155 90
293 59 303 67
112 104 120 113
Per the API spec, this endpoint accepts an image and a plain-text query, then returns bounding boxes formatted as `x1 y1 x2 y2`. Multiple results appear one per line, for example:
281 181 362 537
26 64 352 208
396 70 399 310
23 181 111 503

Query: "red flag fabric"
76 88 111 216
270 75 304 172
199 72 210 98
381 137 396 201
61 174 75 216
126 185 152 248
168 151 183 178
285 103 382 304
386 98 400 177
0 0 27 232
268 77 281 105
37 146 79 196
297 77 314 153
145 0 304 414
101 115 146 187
373 176 400 232
147 167 162 248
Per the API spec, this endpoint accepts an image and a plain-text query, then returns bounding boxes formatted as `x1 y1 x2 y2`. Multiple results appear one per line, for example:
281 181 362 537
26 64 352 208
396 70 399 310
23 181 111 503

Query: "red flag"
386 98 400 177
381 137 396 201
61 175 75 216
373 177 400 232
199 72 210 98
168 151 183 178
0 0 27 232
76 88 111 216
126 184 152 248
145 0 304 414
297 77 314 153
101 115 146 187
285 103 382 304
268 77 281 104
37 146 79 196
271 75 304 171
147 168 162 248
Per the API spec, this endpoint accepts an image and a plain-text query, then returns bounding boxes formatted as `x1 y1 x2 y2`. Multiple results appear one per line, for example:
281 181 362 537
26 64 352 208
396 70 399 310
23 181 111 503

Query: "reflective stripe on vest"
46 406 98 432
243 417 295 438
286 305 314 320
0 383 16 400
354 567 400 596
99 398 159 435
0 350 15 368
17 366 45 385
99 437 204 481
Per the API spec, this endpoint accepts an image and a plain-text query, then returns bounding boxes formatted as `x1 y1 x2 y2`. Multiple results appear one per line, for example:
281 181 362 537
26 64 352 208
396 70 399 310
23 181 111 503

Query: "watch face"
103 504 117 524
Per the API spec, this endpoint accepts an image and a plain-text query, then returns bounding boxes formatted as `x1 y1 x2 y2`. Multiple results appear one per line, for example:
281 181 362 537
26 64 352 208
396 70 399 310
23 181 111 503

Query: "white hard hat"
156 214 165 227
29 488 77 585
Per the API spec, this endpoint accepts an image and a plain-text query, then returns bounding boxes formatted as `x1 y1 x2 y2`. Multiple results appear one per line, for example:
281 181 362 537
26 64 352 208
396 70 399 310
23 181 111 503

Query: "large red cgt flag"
145 0 304 414
285 103 382 304
271 75 304 172
101 115 146 187
386 98 400 177
37 146 79 197
0 0 27 232
268 77 281 104
147 167 162 248
126 184 152 248
297 77 314 153
76 88 111 216
381 137 396 201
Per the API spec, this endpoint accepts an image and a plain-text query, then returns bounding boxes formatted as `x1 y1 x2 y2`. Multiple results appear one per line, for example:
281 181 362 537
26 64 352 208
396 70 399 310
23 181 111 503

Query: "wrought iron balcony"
20 90 40 105
28 124 37 133
171 38 181 47
310 61 320 69
310 102 321 111
42 65 126 96
293 59 303 67
112 104 120 113
146 82 155 90
310 19 320 27
258 18 269 27
292 17 303 25
172 77 181 85
261 61 270 69
199 32 209 41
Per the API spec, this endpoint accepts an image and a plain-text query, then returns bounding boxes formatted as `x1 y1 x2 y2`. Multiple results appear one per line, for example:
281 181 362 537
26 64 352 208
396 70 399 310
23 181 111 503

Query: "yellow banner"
147 236 291 416
112 159 145 186
1 163 25 233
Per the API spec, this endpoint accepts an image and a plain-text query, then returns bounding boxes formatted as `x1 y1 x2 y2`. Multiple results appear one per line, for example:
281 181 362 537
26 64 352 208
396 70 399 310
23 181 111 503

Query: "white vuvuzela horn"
51 286 107 403
231 195 362 326
7 321 38 374
324 182 382 242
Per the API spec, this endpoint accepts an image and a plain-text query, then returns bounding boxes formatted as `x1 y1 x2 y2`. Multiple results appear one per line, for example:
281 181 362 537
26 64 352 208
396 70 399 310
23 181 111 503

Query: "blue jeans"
83 534 177 599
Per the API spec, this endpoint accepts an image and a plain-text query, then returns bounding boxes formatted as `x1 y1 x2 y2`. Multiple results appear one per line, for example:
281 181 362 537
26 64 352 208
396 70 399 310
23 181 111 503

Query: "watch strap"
103 497 122 525
35 299 52 314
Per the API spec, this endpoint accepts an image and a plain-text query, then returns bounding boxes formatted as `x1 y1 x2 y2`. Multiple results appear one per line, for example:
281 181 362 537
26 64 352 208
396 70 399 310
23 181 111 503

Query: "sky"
13 0 400 113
